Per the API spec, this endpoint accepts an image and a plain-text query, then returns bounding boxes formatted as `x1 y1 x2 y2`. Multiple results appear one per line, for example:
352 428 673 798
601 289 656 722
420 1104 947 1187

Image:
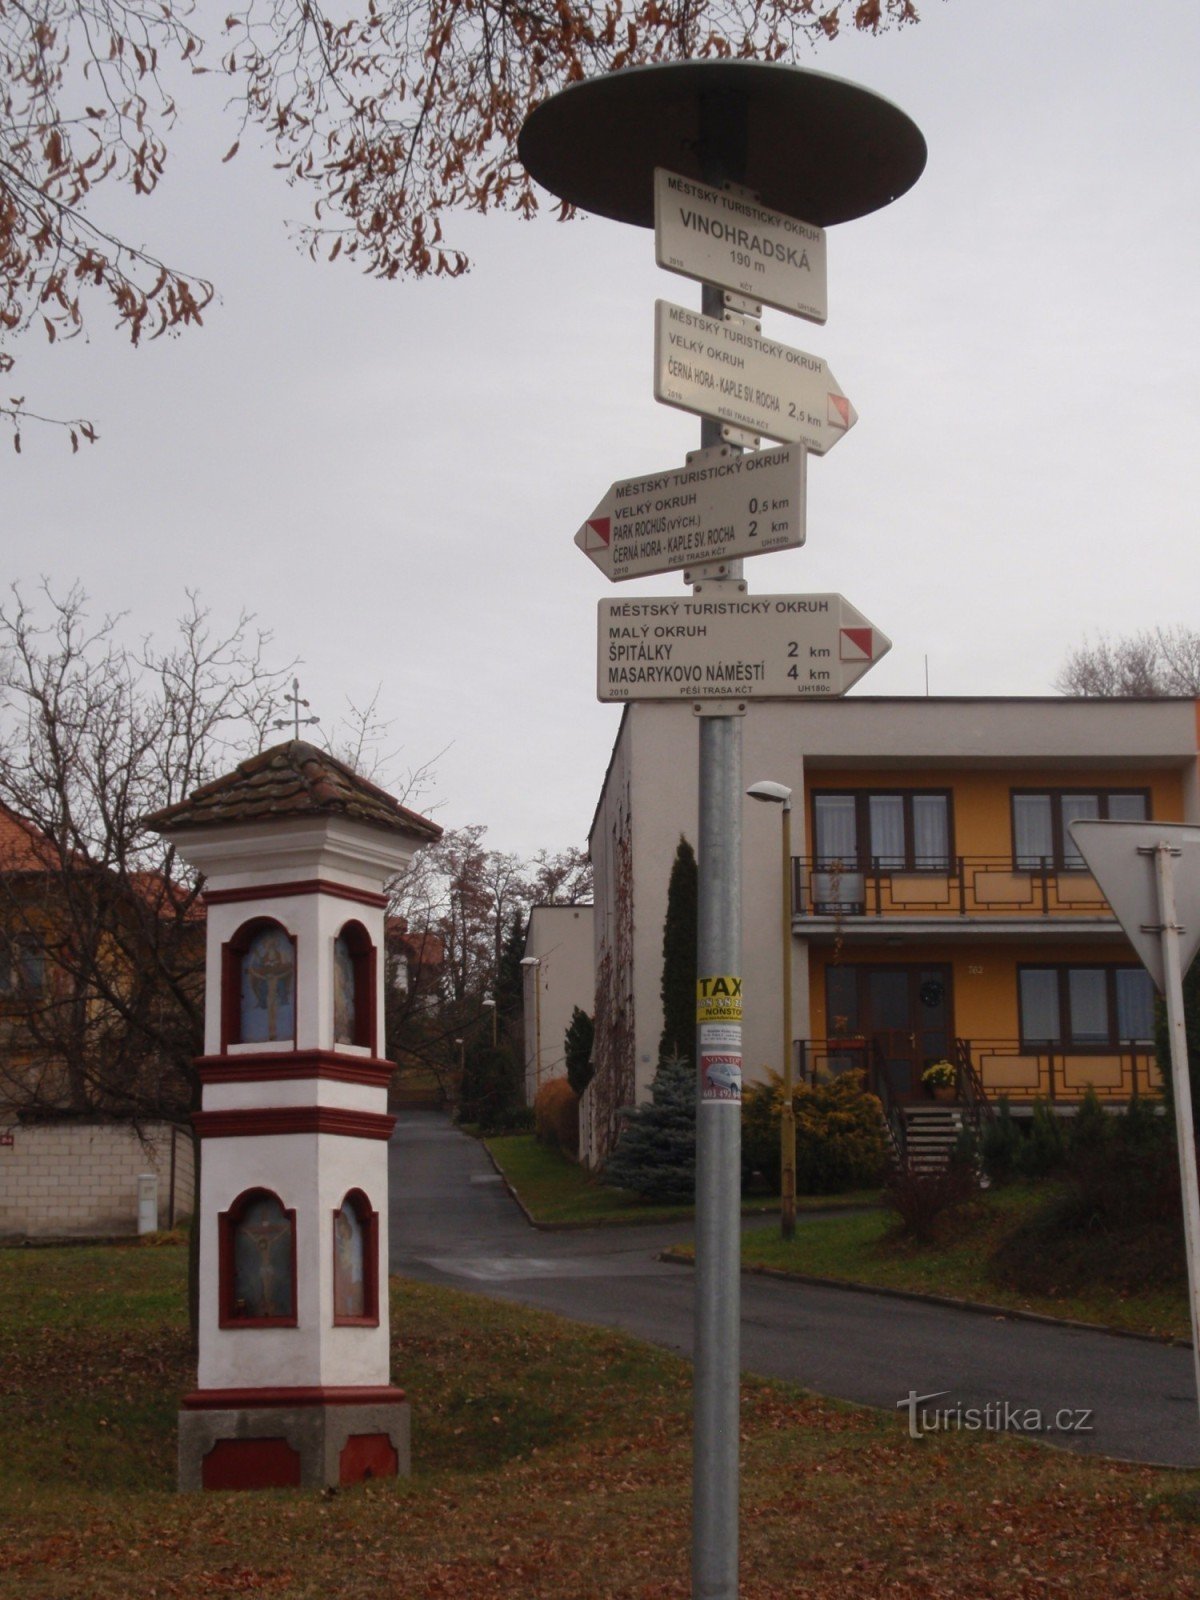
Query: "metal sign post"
1070 820 1200 1428
518 60 926 1600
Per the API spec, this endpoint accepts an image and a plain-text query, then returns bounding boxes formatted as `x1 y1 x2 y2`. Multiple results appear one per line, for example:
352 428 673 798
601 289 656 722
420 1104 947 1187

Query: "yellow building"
586 696 1200 1166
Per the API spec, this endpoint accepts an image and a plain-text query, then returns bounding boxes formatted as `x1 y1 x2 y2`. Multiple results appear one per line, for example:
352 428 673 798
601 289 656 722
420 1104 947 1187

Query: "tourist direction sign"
654 169 828 324
654 301 856 453
575 443 806 583
597 593 889 702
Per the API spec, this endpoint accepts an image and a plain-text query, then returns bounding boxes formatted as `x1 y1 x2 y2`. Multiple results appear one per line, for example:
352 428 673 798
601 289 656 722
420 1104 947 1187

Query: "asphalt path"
388 1110 1200 1468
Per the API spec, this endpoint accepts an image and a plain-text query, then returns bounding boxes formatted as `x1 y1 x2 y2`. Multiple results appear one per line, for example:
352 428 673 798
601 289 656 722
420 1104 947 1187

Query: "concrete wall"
0 1121 194 1239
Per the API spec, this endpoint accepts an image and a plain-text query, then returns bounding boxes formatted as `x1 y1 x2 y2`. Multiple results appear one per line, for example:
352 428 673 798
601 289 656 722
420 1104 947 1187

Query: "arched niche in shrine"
332 1188 379 1326
223 917 297 1049
219 1187 298 1328
333 919 375 1052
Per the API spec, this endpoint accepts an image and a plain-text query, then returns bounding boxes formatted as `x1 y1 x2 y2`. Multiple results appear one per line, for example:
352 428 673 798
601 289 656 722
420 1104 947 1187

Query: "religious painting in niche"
230 1191 295 1320
333 1195 366 1319
240 924 295 1043
333 933 357 1046
332 1189 377 1324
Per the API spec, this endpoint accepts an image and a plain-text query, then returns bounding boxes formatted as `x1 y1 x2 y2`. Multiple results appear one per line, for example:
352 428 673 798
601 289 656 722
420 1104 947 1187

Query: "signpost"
654 300 856 452
1068 820 1200 1434
519 59 926 1600
654 168 827 323
597 593 889 701
575 442 805 582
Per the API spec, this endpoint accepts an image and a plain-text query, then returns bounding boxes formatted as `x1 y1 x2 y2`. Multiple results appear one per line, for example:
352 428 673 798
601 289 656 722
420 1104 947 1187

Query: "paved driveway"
388 1110 1200 1468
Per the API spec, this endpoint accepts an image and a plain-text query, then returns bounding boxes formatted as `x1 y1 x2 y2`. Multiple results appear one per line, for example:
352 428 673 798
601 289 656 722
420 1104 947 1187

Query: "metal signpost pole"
1150 842 1200 1420
692 267 743 1600
518 61 926 1600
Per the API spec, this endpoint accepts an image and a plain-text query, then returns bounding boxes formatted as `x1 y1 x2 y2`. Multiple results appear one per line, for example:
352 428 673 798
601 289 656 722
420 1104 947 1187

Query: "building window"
219 1188 298 1327
0 934 44 997
1018 965 1155 1049
332 1189 379 1325
812 791 951 872
1011 790 1148 870
333 921 374 1050
223 918 296 1048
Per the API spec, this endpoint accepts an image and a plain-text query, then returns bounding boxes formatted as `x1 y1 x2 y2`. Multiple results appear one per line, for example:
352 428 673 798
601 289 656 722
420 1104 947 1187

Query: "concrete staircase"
900 1105 965 1172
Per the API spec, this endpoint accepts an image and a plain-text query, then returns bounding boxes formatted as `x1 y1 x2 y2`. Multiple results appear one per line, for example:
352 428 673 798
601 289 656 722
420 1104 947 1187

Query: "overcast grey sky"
5 0 1198 857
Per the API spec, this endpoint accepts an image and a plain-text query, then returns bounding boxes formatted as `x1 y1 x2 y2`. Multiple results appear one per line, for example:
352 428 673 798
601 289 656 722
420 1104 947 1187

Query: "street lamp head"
747 780 792 809
519 956 540 968
481 992 495 1008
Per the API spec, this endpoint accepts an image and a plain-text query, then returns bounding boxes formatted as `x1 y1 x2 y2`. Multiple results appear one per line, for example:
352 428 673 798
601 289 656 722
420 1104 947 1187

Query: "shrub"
1016 1099 1067 1179
535 1076 580 1159
1067 1095 1178 1229
885 1148 977 1243
980 1097 1021 1186
489 1104 535 1135
602 1052 695 1203
459 1042 524 1132
741 1070 888 1196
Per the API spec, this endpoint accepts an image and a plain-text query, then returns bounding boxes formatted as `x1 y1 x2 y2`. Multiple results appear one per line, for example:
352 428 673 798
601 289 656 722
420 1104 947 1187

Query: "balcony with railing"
798 1034 1159 1111
791 855 1119 932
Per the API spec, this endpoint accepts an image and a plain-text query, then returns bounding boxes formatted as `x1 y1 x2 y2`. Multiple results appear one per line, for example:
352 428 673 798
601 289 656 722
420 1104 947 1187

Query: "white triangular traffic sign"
1069 820 1200 992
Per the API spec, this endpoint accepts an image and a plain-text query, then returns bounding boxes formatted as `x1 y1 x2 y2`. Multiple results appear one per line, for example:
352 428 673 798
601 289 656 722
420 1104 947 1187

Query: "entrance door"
826 965 953 1101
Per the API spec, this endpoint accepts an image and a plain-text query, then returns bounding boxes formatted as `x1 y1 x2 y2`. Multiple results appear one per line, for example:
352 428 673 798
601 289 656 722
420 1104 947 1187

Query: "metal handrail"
953 1038 996 1129
790 855 1116 920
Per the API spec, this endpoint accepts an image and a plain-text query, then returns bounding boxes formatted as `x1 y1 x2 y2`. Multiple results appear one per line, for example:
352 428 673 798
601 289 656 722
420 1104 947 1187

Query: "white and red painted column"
147 742 440 1491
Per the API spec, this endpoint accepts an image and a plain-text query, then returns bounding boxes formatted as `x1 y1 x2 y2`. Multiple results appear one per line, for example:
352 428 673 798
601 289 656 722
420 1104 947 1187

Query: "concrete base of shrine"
177 1389 410 1491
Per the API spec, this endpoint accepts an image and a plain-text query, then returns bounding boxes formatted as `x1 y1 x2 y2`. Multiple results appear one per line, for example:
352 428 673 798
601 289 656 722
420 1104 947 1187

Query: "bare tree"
1 0 920 443
1056 627 1200 697
0 582 290 1124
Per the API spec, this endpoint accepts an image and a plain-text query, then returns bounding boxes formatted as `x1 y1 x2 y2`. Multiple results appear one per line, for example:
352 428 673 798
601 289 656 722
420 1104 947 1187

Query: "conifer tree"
659 837 698 1068
564 1007 595 1098
602 1052 695 1202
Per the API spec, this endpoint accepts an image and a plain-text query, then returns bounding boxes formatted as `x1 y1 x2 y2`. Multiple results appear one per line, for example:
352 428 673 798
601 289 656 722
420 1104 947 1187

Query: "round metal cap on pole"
518 62 926 228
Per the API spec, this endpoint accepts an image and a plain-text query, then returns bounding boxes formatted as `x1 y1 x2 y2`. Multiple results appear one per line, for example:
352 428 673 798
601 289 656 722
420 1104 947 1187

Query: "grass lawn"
717 1185 1192 1342
2 1242 1200 1598
484 1133 879 1226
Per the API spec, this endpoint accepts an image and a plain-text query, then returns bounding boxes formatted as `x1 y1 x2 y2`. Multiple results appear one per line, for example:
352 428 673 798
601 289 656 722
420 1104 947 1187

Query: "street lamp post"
482 991 497 1047
519 957 542 1095
747 781 796 1240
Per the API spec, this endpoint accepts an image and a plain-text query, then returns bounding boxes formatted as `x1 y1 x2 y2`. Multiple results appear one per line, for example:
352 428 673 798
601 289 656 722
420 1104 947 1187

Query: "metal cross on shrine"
273 678 321 741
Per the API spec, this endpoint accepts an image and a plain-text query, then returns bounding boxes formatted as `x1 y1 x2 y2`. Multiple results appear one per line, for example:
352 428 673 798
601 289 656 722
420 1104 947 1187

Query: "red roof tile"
143 742 443 843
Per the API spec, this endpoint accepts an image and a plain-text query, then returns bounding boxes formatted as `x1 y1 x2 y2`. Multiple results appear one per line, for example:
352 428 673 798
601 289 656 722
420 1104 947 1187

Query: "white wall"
523 904 595 1104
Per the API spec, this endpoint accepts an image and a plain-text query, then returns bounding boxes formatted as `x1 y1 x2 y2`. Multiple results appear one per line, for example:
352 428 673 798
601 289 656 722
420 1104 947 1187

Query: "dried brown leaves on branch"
1 0 917 443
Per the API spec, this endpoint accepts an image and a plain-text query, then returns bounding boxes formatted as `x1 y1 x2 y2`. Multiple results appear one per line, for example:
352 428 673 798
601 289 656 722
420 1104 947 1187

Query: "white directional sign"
597 593 889 702
654 169 828 324
575 443 806 583
654 301 856 454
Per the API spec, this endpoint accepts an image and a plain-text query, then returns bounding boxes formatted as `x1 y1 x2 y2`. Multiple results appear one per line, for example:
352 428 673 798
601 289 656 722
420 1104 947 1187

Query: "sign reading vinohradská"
654 169 827 324
654 301 856 454
575 443 805 582
597 593 890 702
